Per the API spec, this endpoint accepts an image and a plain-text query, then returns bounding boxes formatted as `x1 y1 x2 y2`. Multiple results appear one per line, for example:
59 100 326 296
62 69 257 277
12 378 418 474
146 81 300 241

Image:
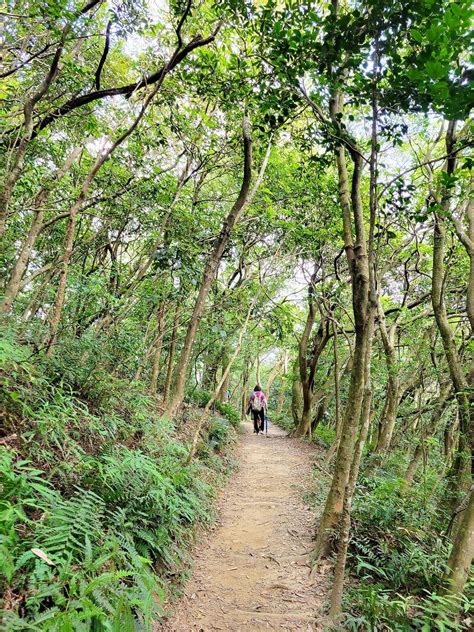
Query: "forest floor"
160 421 330 631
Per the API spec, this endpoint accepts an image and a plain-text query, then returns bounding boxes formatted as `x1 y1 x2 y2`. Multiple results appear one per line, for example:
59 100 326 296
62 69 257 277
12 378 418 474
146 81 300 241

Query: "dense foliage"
1 0 473 629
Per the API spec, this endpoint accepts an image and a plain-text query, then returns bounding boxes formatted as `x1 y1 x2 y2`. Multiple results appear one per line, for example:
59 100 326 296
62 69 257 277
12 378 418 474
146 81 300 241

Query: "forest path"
161 421 329 631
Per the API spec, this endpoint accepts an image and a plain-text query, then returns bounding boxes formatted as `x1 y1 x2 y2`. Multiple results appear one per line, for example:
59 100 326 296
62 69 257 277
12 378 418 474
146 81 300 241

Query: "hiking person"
247 385 267 434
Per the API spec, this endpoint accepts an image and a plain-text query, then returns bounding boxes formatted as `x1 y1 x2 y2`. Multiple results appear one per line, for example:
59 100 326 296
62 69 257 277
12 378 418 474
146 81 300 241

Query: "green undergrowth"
277 413 473 630
268 411 293 433
0 330 239 630
340 453 473 630
186 388 240 426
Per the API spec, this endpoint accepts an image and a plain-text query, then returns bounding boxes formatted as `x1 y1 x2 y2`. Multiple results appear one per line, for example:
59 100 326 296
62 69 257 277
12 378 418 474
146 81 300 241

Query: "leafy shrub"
270 412 294 433
349 470 449 594
186 389 240 427
214 401 240 427
187 388 212 408
313 423 336 448
336 455 474 630
207 417 234 450
0 448 164 630
0 337 236 629
343 584 473 631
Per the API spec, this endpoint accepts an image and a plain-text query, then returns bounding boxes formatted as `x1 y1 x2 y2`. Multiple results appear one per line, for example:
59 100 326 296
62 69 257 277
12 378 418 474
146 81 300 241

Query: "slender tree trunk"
166 119 266 417
313 150 370 561
291 357 303 426
295 320 330 438
431 122 471 499
314 33 376 562
256 353 261 386
187 302 254 463
149 303 166 393
218 351 230 402
20 264 58 323
329 309 375 617
241 363 250 421
0 29 68 236
162 307 181 406
277 389 285 415
266 354 284 401
43 77 167 357
295 283 330 438
0 148 81 313
325 355 352 464
443 487 474 597
332 319 342 438
374 307 400 454
328 49 379 612
311 392 327 434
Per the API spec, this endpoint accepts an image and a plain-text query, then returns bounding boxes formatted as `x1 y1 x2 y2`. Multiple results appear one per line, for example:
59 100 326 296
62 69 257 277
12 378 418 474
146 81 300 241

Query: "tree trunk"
187 302 254 463
165 117 254 416
241 363 250 421
312 149 370 561
256 353 261 386
332 319 342 440
43 79 165 357
266 354 284 401
291 358 303 426
311 393 327 434
149 303 166 393
329 310 375 616
373 306 400 454
218 351 230 402
325 355 352 464
431 122 471 499
443 487 474 597
295 293 330 438
162 307 180 406
294 273 317 436
0 30 67 236
20 264 58 323
403 385 451 488
314 316 369 560
328 51 379 612
277 389 285 415
0 148 81 313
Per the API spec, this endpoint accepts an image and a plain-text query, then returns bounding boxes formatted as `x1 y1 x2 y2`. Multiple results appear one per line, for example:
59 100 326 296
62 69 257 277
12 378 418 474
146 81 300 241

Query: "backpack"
251 392 264 412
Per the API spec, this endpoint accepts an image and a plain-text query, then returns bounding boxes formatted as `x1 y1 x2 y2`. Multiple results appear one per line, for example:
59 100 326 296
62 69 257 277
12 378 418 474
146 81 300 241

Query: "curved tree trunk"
291 358 303 426
0 27 68 236
149 303 166 393
166 118 256 417
373 307 400 454
162 307 181 406
295 294 330 438
313 147 370 561
329 308 375 616
0 148 81 314
43 77 167 357
431 122 471 499
443 487 474 597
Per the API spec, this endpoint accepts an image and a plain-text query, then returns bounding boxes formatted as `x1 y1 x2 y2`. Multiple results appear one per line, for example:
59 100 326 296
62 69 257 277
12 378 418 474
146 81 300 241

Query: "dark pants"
252 409 265 433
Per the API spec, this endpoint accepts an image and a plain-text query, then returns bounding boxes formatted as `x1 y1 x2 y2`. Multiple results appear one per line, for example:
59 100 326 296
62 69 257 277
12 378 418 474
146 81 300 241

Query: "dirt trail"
161 421 328 631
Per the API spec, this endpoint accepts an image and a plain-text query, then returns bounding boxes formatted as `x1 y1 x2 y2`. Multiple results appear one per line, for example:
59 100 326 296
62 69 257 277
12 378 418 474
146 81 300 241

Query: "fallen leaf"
31 548 54 566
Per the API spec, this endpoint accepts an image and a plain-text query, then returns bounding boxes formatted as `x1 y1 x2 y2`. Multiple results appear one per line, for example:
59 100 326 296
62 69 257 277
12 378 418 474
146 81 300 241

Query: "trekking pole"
265 414 268 435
